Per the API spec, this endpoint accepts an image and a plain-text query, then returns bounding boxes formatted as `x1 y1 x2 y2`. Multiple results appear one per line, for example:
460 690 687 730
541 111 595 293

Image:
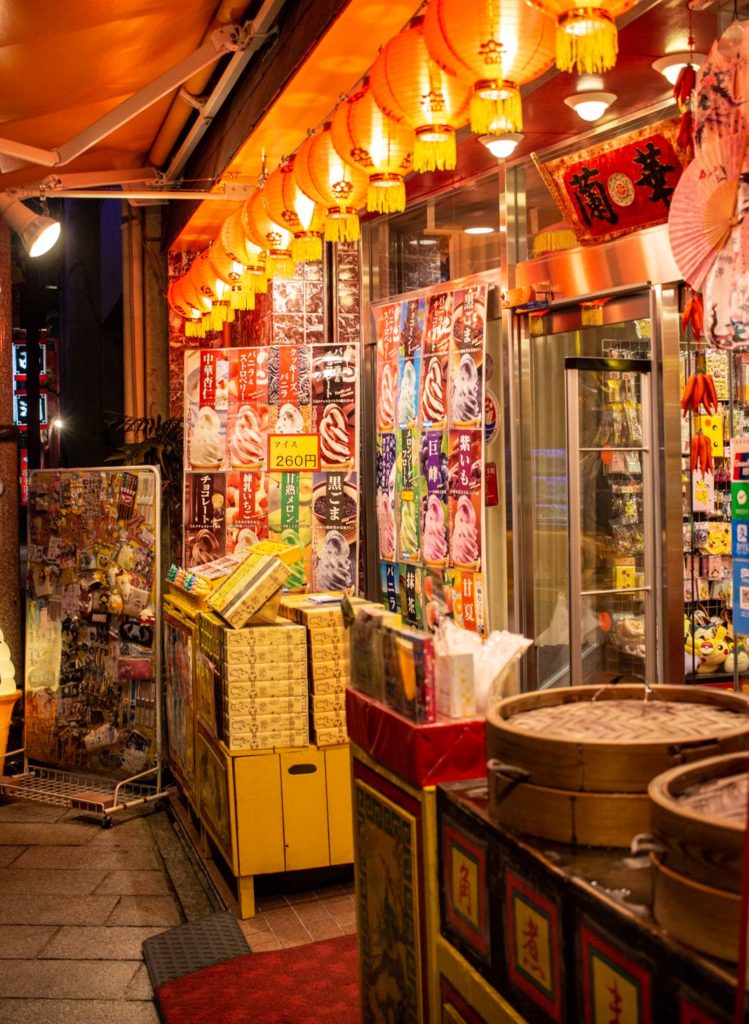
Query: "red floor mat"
156 932 360 1024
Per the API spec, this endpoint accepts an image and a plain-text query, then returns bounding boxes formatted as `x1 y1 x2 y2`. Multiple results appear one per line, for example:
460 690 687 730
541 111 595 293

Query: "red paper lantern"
189 250 232 329
241 188 295 279
423 0 556 134
294 123 370 243
331 80 414 213
522 0 636 74
369 17 471 173
263 160 326 263
220 209 268 296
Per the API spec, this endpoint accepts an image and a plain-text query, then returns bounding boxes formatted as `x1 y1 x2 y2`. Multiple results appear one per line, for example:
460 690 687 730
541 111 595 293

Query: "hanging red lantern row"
220 208 268 297
369 17 471 173
423 0 556 135
294 123 370 242
330 80 414 214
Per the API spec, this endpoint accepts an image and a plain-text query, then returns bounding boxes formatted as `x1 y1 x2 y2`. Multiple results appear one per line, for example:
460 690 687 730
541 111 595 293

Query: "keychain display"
24 467 160 778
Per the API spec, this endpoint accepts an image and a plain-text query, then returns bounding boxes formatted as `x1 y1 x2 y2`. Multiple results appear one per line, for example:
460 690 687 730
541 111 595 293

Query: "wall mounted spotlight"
0 194 60 257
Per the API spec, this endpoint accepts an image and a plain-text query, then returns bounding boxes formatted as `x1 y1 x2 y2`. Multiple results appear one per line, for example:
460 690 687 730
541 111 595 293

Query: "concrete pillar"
143 206 168 421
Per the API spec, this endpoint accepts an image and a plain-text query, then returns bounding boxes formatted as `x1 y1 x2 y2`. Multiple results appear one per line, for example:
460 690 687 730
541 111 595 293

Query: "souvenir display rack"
1 466 168 824
681 328 749 684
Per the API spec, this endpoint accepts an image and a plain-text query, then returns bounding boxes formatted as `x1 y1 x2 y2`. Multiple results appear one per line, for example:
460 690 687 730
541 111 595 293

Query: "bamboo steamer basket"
649 752 746 892
486 685 749 846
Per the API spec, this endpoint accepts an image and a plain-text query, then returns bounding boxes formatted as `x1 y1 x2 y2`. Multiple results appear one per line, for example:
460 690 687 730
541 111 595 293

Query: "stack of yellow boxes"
279 595 365 746
197 613 309 751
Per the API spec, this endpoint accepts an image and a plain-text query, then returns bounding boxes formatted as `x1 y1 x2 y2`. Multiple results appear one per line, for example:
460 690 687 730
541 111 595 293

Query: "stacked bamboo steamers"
486 684 749 963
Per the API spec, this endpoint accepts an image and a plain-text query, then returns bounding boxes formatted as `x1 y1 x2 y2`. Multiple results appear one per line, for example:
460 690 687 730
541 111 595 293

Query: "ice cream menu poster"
375 283 487 634
183 344 359 594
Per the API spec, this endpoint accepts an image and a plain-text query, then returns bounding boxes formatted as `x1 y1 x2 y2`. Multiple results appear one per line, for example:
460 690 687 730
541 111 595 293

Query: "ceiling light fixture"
464 226 494 235
564 91 617 122
479 132 525 159
652 52 706 86
0 195 60 257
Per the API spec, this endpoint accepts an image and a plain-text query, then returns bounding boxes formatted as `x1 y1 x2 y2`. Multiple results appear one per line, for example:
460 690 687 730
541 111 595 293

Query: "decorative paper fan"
668 136 748 291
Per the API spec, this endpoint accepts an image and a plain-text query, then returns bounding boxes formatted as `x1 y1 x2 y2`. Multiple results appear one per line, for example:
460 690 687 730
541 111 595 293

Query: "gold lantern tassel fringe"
243 269 268 295
368 179 406 214
470 89 523 135
556 16 618 75
292 233 323 263
267 252 295 279
413 132 456 173
324 214 361 244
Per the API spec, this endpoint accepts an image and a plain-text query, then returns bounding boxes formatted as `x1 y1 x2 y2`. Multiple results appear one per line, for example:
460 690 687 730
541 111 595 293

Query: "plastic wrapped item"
434 618 532 718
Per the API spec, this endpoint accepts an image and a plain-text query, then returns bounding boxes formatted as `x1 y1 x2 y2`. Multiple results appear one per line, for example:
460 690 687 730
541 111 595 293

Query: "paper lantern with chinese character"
263 160 326 263
208 234 255 312
220 208 267 297
241 188 295 279
178 271 213 337
369 17 471 173
423 0 556 134
331 80 414 213
523 0 635 74
294 124 370 242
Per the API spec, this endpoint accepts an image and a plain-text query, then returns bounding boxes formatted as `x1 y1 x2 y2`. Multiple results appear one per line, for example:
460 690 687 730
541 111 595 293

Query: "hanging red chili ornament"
369 16 471 173
423 0 556 136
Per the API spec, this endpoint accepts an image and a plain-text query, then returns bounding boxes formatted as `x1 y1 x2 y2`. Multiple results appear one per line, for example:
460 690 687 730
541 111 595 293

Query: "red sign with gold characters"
537 118 686 246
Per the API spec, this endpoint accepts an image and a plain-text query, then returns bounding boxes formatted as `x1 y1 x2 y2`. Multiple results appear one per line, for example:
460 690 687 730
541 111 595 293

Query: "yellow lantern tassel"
230 285 243 310
556 11 618 75
267 251 295 279
243 288 256 311
225 304 235 323
185 320 197 338
292 233 323 263
470 86 523 135
368 177 406 214
413 130 456 173
324 213 361 244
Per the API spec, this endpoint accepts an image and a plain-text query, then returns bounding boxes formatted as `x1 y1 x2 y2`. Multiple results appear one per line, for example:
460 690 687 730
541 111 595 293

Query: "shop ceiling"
0 0 719 251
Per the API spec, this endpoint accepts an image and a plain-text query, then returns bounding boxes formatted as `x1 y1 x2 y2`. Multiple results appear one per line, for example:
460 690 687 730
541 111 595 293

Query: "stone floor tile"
88 818 155 847
238 915 273 940
0 848 24 868
244 934 282 952
0 823 97 846
41 925 166 960
125 964 154 1001
93 870 171 896
0 869 107 895
304 915 343 942
0 894 118 926
264 907 313 945
255 893 288 910
0 802 70 823
13 846 160 871
105 895 182 926
0 999 160 1024
335 911 357 933
0 925 57 958
147 813 216 922
0 959 139 999
291 902 336 925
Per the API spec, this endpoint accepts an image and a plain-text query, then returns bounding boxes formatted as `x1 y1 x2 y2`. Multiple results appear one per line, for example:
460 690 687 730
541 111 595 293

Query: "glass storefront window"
363 171 500 301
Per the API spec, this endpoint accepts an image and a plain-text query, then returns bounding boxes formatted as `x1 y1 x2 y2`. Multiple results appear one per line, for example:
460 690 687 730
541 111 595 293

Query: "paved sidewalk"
0 797 214 1024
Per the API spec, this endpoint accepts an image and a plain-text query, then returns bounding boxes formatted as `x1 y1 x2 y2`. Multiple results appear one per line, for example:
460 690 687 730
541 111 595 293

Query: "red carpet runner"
156 932 360 1024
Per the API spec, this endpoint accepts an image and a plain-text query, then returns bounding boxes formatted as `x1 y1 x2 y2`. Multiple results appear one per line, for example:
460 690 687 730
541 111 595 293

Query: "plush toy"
694 625 730 674
724 631 749 674
684 617 702 673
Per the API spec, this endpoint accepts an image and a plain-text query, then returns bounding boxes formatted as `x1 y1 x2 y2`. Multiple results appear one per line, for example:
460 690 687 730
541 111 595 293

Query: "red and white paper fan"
668 136 748 291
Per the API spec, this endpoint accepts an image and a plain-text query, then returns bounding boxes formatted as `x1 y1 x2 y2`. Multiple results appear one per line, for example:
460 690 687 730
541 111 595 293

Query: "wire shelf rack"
0 762 166 821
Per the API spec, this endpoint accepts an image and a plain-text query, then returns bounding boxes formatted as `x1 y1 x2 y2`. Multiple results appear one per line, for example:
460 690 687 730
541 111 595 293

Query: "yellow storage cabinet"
195 725 353 917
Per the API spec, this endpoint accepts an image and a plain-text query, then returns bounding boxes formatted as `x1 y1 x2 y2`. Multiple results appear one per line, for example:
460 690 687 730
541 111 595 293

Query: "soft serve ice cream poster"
186 349 228 470
311 471 358 593
312 344 356 470
227 348 269 469
448 430 482 570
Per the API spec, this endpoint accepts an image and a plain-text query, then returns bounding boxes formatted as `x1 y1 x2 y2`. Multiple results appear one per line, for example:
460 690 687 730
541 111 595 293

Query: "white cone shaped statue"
0 628 17 695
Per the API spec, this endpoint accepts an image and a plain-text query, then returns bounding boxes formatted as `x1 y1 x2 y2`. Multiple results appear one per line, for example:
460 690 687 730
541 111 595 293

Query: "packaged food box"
314 724 348 747
198 612 305 661
223 662 308 683
224 694 308 718
222 728 309 752
225 678 308 699
312 692 346 715
349 604 402 702
208 553 290 629
249 539 302 567
223 710 309 733
309 675 347 696
382 623 436 724
313 709 346 731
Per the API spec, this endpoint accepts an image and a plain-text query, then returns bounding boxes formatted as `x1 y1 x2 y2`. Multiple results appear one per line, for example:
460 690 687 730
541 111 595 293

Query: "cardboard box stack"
198 612 309 751
279 595 366 746
349 604 402 704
